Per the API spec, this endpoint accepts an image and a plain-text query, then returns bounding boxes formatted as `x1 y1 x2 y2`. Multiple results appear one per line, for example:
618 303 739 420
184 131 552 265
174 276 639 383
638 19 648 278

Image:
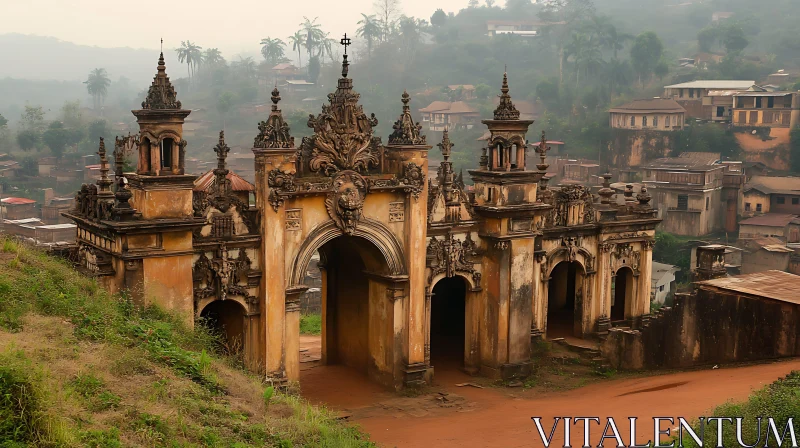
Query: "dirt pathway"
299 341 800 448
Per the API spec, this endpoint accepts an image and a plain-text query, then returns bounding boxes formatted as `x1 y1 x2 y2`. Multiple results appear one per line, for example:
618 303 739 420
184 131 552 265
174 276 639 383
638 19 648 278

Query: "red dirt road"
300 350 800 448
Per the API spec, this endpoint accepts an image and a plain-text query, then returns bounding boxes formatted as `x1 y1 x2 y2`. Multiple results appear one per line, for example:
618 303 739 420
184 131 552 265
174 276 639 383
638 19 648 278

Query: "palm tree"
176 41 203 81
84 68 111 111
398 16 428 64
288 31 305 67
299 17 325 64
260 37 287 65
565 33 602 88
202 48 226 68
357 14 381 58
317 32 338 64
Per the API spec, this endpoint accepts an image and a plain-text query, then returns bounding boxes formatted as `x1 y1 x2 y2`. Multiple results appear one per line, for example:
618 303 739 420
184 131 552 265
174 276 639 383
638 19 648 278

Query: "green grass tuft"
300 313 322 335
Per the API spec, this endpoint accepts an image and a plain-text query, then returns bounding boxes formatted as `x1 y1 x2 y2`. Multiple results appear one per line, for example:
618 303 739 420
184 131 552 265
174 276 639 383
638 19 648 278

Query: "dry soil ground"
298 335 800 448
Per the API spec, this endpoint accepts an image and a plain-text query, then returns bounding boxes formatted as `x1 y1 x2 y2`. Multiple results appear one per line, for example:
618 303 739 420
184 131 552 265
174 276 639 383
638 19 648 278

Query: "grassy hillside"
0 237 374 447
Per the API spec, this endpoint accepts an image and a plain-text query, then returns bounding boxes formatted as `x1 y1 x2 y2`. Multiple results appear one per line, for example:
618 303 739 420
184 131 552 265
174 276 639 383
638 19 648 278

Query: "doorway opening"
611 267 633 322
200 300 245 354
430 276 467 370
547 261 585 338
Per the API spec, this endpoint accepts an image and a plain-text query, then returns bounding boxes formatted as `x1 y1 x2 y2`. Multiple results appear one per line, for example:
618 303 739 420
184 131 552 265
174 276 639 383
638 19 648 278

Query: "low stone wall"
601 290 800 370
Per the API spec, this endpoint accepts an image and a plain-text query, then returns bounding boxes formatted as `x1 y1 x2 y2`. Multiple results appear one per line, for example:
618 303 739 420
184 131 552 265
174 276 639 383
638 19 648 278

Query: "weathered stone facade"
66 39 661 390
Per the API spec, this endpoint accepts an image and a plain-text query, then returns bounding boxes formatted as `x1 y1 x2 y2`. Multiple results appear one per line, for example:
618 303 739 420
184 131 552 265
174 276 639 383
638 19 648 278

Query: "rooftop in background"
285 80 314 86
642 152 721 170
739 213 798 228
652 261 680 274
608 98 685 114
193 170 255 193
271 63 297 70
1 197 36 205
664 80 755 90
419 101 478 114
696 270 800 305
447 84 475 91
745 176 800 195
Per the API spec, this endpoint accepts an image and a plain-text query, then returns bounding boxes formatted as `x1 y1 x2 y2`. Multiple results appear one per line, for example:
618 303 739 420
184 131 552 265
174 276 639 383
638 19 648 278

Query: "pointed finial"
401 90 410 108
438 128 453 161
340 33 351 78
493 70 519 120
97 136 106 158
536 130 550 172
160 38 163 52
271 87 281 110
501 72 509 95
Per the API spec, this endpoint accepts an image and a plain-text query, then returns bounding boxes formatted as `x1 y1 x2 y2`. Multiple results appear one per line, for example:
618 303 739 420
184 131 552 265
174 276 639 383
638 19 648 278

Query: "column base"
403 362 432 388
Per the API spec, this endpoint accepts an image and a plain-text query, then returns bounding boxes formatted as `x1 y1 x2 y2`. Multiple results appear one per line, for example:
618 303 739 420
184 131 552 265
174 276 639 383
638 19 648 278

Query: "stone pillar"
506 237 534 377
531 254 545 339
638 242 654 319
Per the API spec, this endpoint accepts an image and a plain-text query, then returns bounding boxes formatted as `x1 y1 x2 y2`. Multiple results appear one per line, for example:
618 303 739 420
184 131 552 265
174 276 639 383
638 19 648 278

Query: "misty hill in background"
0 33 162 84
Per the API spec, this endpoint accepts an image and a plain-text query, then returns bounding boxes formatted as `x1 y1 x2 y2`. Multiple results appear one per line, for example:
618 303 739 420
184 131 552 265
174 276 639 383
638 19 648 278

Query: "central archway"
316 235 397 383
547 261 585 338
430 276 467 371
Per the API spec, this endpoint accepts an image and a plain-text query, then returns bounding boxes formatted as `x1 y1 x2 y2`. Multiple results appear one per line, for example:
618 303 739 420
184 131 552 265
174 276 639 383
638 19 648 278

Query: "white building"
651 261 680 305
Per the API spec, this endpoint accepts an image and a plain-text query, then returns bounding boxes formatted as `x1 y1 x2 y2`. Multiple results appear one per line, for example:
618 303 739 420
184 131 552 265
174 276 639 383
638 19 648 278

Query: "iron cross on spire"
340 33 351 55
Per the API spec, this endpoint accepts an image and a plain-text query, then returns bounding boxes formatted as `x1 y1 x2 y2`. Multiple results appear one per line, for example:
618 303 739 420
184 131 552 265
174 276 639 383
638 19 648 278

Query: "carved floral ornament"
426 233 481 287
193 244 257 308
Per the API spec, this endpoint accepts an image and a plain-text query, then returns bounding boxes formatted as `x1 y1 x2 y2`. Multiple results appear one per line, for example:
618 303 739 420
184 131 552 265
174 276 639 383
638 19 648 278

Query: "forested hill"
0 33 158 83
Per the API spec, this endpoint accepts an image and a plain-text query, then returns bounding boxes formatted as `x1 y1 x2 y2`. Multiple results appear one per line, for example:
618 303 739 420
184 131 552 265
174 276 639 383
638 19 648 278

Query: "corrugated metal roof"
745 176 800 195
664 80 755 89
1 197 36 205
739 213 797 228
696 270 800 305
609 98 685 114
193 170 254 192
419 101 477 114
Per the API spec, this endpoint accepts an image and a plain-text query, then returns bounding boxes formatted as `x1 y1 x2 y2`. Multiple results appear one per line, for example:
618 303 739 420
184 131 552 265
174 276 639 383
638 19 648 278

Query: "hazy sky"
3 0 475 58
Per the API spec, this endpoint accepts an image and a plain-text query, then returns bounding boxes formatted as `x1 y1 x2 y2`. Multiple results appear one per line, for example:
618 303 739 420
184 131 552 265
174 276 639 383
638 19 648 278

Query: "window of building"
160 138 173 169
736 97 744 108
757 203 762 212
706 197 710 210
653 116 659 127
679 89 684 98
689 89 694 98
756 97 763 108
630 116 635 127
793 197 799 205
745 202 751 211
665 116 671 127
212 215 234 238
659 285 664 292
677 195 689 211
642 116 648 127
768 97 775 108
716 106 725 117
777 196 786 204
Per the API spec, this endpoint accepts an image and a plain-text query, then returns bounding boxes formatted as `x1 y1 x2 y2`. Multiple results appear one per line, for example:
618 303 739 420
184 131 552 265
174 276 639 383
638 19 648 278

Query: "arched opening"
611 267 634 322
140 137 152 174
318 235 391 375
430 276 467 371
547 261 585 338
160 138 174 171
200 300 245 353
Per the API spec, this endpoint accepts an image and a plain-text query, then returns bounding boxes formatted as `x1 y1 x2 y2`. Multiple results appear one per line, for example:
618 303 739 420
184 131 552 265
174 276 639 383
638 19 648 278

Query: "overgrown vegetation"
653 231 692 283
300 313 322 335
681 371 800 447
0 237 375 447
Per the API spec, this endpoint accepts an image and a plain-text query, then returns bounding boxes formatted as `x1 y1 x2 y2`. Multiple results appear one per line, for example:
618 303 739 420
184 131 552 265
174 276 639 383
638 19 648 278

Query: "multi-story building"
640 152 728 236
607 98 686 167
663 80 755 120
418 101 479 131
731 91 800 128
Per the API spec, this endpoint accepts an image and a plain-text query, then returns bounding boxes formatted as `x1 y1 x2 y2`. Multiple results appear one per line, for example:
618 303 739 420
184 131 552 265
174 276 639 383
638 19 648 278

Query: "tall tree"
357 14 381 58
176 41 203 81
397 16 428 65
216 91 235 132
308 56 321 84
84 68 111 111
42 121 69 160
202 48 226 67
374 0 401 42
20 106 45 131
260 37 287 65
232 56 257 80
430 8 447 27
299 17 325 64
61 100 83 129
16 130 38 151
723 25 749 54
539 0 595 85
288 31 305 67
0 114 7 128
630 31 664 87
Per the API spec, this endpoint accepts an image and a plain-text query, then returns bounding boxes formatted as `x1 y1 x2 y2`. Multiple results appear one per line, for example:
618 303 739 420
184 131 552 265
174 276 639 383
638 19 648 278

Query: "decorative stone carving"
388 90 426 146
389 202 404 222
325 171 367 235
561 236 581 262
642 239 656 251
493 72 520 121
141 53 182 110
267 169 297 212
193 245 257 305
254 88 295 149
400 162 424 200
426 233 481 287
495 241 509 251
303 56 380 175
286 209 302 231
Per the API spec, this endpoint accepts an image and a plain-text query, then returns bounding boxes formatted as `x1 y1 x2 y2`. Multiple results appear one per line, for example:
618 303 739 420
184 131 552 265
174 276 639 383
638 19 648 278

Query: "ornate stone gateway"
64 36 661 391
